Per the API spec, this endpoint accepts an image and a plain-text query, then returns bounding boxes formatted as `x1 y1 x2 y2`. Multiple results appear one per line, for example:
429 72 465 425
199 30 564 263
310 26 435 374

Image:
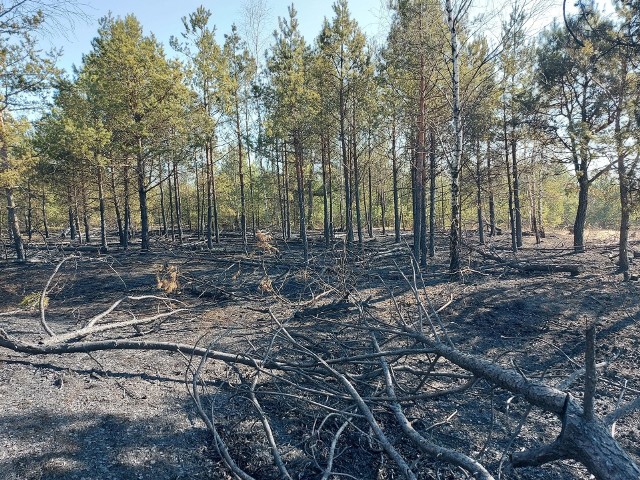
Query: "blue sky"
45 0 567 75
47 0 392 73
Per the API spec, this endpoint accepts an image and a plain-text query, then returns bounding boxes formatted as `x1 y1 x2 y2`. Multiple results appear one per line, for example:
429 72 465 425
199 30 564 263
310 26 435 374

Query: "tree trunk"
194 156 201 239
275 143 286 241
322 134 331 247
67 186 77 241
340 80 353 244
244 105 257 236
158 161 167 236
6 188 24 261
504 108 517 253
615 59 629 279
537 168 545 238
123 165 131 249
26 180 33 242
367 165 373 238
235 98 247 248
173 160 182 243
1 115 25 260
476 140 484 245
573 173 588 253
110 166 125 247
487 139 496 237
446 0 462 274
294 135 308 265
307 164 313 230
73 193 81 244
512 136 522 248
82 183 90 243
41 186 49 239
380 187 386 235
206 141 219 247
97 164 108 251
283 143 291 240
529 175 540 245
429 128 436 257
414 55 427 266
506 144 517 253
137 137 149 251
392 119 401 244
352 109 363 246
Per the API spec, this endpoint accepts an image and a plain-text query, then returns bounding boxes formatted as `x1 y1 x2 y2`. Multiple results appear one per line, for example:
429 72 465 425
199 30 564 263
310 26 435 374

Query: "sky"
46 0 392 73
45 0 567 75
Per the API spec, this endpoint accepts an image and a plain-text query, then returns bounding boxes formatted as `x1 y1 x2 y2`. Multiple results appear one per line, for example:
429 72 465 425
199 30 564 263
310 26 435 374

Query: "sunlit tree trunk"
445 0 463 274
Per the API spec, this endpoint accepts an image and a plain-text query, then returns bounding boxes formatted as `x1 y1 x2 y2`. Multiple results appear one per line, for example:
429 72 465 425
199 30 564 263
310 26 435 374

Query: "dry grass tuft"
258 275 274 294
20 292 47 311
156 263 180 294
256 230 279 255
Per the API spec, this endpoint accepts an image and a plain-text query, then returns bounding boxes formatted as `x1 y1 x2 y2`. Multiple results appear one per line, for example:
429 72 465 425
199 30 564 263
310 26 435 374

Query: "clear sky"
46 0 392 74
45 0 565 74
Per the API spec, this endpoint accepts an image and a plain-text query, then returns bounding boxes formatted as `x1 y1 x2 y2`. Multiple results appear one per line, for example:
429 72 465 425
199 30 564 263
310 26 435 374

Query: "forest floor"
0 228 638 479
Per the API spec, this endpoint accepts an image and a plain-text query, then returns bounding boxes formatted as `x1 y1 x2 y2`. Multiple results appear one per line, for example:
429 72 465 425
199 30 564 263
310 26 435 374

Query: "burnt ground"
0 228 639 479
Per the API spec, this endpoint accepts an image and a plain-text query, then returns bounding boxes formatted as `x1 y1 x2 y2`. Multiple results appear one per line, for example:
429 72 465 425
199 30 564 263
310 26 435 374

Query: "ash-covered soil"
0 229 638 479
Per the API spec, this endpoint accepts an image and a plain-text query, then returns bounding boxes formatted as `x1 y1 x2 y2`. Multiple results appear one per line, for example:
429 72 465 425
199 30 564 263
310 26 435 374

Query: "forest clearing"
2 0 640 478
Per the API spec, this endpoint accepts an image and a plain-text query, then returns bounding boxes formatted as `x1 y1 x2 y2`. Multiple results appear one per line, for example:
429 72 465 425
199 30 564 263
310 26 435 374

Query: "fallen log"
471 246 585 276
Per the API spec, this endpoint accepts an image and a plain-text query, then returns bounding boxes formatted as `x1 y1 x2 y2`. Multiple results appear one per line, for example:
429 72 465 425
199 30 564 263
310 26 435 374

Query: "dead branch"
372 331 495 480
40 257 69 337
268 310 418 480
604 395 640 427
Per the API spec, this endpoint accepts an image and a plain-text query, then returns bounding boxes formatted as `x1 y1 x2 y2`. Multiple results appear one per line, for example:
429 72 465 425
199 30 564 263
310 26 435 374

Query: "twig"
320 417 352 480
